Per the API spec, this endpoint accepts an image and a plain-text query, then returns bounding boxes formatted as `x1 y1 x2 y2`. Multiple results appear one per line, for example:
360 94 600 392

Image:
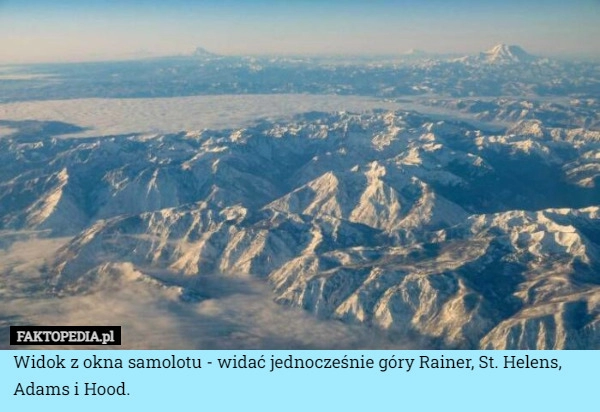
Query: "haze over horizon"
1 0 599 63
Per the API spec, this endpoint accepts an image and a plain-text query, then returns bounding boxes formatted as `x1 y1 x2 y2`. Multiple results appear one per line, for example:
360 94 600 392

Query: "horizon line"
3 47 600 66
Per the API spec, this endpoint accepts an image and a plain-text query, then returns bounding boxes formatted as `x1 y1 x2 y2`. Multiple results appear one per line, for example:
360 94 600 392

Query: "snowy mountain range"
1 104 599 349
3 44 598 103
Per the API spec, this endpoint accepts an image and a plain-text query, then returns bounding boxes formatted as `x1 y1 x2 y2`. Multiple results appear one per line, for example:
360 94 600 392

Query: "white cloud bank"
0 95 406 139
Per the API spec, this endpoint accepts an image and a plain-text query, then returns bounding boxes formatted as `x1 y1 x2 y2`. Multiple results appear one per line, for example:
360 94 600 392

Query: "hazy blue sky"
1 0 599 62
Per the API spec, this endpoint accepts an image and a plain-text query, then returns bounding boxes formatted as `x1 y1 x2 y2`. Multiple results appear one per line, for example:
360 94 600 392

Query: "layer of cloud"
0 95 405 138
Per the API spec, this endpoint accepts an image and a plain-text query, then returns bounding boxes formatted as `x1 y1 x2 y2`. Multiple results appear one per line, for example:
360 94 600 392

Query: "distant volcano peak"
192 47 219 58
482 43 534 63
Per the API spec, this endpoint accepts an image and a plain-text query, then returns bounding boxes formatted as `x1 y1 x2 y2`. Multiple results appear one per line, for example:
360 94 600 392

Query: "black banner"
10 326 121 346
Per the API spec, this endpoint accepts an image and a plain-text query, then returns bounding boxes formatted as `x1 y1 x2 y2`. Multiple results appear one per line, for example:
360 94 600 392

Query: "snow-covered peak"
192 46 219 58
482 43 534 64
404 48 428 57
